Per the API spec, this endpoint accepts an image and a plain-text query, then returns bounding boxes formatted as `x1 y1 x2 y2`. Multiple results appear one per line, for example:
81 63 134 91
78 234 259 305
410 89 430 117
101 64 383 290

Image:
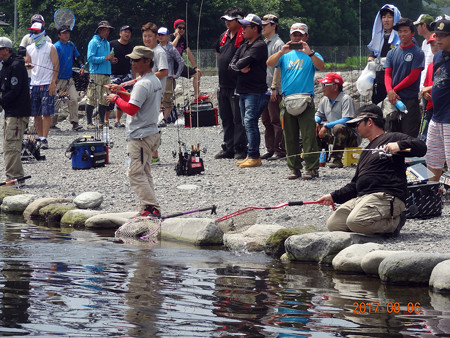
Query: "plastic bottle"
103 124 109 144
395 100 408 114
110 47 115 55
319 149 327 167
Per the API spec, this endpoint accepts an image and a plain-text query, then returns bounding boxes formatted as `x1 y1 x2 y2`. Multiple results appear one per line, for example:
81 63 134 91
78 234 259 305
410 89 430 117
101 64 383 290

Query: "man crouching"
317 104 427 236
106 46 162 217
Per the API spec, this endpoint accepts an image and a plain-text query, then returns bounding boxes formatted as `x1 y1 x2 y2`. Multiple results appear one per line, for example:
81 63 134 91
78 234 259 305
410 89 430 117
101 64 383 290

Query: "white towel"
367 4 401 57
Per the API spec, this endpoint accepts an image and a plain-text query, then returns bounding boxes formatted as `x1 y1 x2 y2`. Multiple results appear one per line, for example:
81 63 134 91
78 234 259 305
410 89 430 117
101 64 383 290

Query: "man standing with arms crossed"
54 25 85 131
215 7 247 160
106 46 163 217
267 23 324 179
260 14 286 161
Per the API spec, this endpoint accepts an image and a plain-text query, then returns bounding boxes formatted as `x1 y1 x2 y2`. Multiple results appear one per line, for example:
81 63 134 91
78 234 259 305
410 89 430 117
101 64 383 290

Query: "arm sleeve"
172 47 185 79
326 117 351 129
113 96 139 116
397 136 427 158
385 67 393 92
87 41 106 65
393 68 422 92
331 179 358 204
0 63 28 105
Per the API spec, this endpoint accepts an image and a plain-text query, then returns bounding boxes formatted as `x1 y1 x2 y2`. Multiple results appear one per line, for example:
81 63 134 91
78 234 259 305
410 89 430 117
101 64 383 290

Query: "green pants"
4 117 29 180
281 100 319 171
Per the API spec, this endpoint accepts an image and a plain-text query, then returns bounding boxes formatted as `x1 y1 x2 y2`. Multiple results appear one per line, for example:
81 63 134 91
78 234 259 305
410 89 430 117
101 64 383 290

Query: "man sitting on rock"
317 104 427 236
315 72 359 168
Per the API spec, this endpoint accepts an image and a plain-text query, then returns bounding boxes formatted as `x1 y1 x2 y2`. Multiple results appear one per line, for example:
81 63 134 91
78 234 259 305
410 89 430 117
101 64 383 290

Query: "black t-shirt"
216 31 239 89
331 132 427 203
173 34 187 56
110 40 134 76
229 35 268 94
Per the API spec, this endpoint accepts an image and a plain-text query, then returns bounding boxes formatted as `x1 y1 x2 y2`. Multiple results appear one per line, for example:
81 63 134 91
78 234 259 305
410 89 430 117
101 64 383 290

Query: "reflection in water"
0 220 449 336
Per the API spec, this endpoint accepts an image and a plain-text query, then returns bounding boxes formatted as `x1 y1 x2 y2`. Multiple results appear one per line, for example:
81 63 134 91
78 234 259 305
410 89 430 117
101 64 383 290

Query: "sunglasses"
355 119 366 128
131 58 142 63
177 26 186 30
322 83 335 87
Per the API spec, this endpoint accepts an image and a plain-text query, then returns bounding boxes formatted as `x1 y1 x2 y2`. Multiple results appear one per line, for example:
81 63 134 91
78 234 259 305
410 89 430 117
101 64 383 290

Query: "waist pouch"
284 93 312 116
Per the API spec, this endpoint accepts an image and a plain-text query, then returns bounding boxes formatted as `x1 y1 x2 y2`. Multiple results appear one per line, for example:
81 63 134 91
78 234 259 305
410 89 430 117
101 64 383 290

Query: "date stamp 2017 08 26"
353 302 421 314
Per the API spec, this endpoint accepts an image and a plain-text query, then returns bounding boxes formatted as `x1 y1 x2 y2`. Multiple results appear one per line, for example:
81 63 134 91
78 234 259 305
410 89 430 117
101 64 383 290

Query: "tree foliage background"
0 0 446 56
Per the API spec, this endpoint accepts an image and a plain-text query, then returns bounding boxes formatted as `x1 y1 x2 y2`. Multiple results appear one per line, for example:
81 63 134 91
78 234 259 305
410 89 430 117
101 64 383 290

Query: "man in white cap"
106 46 163 218
0 37 31 181
25 22 59 149
229 14 268 168
267 22 324 179
413 14 434 88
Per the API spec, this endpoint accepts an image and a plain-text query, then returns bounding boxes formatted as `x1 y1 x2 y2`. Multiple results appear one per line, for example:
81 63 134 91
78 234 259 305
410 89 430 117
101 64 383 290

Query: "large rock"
23 197 73 220
285 231 378 264
73 192 103 209
379 253 450 285
1 194 36 214
332 243 382 273
361 250 414 275
0 187 24 203
223 223 285 251
85 212 136 229
161 218 223 246
39 203 76 224
429 260 450 293
264 225 319 257
60 209 103 228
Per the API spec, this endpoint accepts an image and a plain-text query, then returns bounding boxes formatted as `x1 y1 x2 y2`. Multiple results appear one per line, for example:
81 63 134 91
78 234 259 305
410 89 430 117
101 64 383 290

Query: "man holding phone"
267 23 324 179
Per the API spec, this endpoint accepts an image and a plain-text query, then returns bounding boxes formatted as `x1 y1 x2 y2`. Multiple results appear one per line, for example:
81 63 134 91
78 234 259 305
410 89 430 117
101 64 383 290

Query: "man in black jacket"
0 37 31 180
229 14 268 168
317 104 427 236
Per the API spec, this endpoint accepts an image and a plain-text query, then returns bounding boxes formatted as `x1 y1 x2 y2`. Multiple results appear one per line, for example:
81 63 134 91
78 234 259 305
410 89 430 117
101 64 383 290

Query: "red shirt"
423 62 434 110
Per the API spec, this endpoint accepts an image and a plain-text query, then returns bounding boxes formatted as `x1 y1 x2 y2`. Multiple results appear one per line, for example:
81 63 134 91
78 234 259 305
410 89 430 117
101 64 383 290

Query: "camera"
289 42 303 50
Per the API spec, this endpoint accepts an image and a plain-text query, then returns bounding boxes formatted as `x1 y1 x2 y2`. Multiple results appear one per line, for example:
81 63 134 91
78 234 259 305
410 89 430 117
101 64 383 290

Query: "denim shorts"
31 85 55 116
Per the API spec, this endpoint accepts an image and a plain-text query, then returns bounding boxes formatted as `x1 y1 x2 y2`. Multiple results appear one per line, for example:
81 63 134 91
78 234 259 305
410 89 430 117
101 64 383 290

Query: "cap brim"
346 116 365 128
262 20 274 24
221 15 238 21
238 19 251 25
290 29 307 34
126 52 141 59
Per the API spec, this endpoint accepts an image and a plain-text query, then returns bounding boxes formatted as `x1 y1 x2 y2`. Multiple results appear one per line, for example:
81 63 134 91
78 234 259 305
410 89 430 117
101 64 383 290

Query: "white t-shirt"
420 39 433 89
26 42 54 86
152 45 168 91
126 72 163 140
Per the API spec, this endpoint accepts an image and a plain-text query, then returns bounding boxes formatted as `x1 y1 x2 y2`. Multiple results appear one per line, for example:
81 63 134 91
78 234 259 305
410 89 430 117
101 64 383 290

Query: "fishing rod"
286 147 412 160
89 79 130 96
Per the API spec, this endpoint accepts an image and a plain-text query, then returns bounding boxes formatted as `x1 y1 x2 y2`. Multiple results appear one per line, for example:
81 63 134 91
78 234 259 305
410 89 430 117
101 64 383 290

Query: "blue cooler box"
71 140 107 169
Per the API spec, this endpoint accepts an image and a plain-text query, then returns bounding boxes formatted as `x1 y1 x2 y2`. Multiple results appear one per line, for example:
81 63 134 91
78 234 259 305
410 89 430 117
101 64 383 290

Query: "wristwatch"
309 50 316 57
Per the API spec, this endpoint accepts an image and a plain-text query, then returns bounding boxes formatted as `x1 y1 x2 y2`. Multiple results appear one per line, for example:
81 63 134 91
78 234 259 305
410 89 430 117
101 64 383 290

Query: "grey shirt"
316 91 356 123
159 42 184 79
152 45 168 91
265 34 284 91
126 72 162 141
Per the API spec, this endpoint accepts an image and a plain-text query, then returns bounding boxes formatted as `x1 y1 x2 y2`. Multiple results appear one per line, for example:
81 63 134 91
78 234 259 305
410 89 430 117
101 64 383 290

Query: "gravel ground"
3 74 450 254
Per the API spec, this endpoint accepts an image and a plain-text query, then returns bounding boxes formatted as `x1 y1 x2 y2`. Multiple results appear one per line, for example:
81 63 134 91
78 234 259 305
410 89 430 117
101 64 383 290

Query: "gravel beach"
3 74 449 254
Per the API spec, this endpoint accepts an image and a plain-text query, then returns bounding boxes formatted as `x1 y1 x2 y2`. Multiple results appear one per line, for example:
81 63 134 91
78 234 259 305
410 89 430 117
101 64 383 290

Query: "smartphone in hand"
289 42 303 50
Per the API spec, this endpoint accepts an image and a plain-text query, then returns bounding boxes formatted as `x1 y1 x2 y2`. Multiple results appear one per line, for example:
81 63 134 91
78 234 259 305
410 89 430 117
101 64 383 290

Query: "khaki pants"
56 78 79 123
3 117 29 180
127 133 161 211
327 192 406 234
87 74 111 107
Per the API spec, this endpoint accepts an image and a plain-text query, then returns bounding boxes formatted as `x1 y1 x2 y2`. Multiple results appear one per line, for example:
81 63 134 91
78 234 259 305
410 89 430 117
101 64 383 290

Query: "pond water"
0 218 449 337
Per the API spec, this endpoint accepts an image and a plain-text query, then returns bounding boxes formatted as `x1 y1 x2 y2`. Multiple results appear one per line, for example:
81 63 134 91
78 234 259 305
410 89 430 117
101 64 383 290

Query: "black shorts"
180 65 197 79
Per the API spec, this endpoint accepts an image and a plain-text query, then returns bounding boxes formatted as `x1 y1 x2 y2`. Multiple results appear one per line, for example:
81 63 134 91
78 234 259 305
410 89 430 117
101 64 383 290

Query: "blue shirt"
384 44 424 99
277 50 323 96
54 40 80 79
432 50 450 124
87 34 111 75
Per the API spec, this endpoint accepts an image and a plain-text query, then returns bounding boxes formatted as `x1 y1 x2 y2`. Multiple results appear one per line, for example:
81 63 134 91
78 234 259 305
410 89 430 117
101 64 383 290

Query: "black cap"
58 25 71 34
431 16 450 34
120 25 132 32
393 18 414 31
347 104 383 128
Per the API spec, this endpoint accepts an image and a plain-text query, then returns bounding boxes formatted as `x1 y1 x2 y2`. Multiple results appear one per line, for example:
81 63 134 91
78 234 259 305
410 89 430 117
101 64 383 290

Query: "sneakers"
114 122 125 128
152 157 160 164
215 150 234 159
236 157 248 166
193 94 210 103
239 158 262 168
87 124 95 130
287 169 302 180
301 169 319 180
139 205 161 218
72 123 83 131
40 139 49 150
158 119 167 128
261 152 274 160
267 154 286 161
328 157 343 169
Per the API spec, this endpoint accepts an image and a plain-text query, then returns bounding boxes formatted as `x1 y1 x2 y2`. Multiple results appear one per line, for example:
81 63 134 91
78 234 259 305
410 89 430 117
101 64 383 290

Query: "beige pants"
3 117 29 180
87 74 111 106
327 192 406 234
127 133 161 211
56 78 79 123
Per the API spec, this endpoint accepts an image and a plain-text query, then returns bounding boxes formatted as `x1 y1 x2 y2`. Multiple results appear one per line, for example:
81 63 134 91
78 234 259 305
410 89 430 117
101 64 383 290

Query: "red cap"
318 72 344 85
427 33 436 44
173 19 185 29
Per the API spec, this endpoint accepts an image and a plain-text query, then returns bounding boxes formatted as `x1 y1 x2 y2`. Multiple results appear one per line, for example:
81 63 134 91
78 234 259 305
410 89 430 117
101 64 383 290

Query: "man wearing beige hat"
106 46 163 218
